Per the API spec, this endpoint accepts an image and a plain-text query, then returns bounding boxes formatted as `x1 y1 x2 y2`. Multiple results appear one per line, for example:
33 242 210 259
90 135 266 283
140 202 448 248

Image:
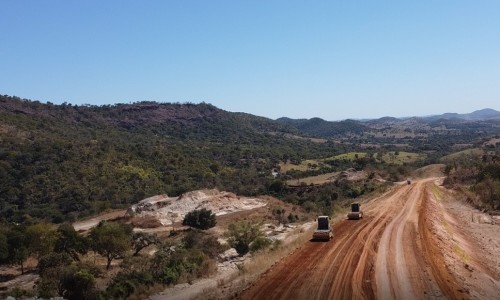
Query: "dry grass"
279 159 322 172
440 148 483 162
130 216 163 228
287 172 338 186
379 151 426 165
198 223 316 299
327 152 367 161
242 225 314 277
126 284 167 300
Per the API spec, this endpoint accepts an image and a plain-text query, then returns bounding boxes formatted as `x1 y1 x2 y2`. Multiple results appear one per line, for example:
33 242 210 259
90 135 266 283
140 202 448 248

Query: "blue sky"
1 1 499 120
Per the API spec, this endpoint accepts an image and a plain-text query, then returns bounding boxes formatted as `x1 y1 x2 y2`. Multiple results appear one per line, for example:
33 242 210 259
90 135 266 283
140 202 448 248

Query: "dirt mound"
127 189 267 226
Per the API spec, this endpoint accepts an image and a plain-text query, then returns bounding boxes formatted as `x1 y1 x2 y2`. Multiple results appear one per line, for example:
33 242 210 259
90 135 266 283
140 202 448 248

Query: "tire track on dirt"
240 241 328 299
238 179 462 300
375 179 453 300
239 187 406 300
375 184 417 299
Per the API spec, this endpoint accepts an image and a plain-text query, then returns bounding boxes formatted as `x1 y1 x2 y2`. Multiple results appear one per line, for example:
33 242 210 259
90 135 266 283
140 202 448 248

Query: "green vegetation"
54 223 90 261
377 151 427 165
440 148 484 162
0 218 226 299
0 95 349 223
443 147 500 210
182 208 217 230
132 232 159 256
282 151 425 175
89 221 133 269
225 220 271 256
327 152 368 161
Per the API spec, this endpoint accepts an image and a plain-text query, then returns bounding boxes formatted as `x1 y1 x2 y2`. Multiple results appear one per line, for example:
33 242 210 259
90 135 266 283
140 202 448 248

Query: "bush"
249 237 272 253
150 245 216 285
182 209 217 230
226 220 266 256
105 271 155 299
60 268 98 300
182 230 223 259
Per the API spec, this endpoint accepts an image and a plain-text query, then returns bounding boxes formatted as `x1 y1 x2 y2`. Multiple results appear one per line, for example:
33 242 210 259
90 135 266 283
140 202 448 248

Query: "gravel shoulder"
436 187 500 299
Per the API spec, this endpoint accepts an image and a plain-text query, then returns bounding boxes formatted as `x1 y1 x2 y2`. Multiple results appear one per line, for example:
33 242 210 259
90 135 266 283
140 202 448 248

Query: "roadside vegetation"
443 143 500 211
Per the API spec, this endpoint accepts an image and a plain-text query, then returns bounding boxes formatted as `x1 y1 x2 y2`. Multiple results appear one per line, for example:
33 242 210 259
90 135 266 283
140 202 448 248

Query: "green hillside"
0 95 345 223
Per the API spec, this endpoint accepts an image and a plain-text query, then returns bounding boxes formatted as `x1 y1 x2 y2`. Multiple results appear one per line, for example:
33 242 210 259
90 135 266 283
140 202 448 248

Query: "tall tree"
7 228 29 274
54 223 89 261
0 231 8 262
89 222 132 270
25 223 58 259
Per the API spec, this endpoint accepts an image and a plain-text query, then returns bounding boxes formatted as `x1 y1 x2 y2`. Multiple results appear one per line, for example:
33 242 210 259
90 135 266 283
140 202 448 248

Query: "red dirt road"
239 179 471 300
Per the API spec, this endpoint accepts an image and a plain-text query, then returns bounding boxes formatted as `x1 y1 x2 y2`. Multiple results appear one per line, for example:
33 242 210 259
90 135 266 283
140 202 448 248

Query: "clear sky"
1 1 499 121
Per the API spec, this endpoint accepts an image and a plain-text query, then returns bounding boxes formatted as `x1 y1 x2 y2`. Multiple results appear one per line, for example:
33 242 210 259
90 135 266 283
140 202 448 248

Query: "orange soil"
238 179 488 300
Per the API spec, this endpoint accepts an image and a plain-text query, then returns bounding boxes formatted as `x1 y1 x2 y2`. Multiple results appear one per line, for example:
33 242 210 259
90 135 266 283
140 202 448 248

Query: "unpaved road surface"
239 178 500 299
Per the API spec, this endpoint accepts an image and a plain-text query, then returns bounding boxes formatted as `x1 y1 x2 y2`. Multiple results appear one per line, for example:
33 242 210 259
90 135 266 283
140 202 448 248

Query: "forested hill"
0 95 298 142
0 95 341 223
276 117 368 137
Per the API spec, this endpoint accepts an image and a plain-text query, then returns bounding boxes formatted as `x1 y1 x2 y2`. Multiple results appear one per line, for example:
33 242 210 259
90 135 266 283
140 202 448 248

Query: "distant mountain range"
277 108 500 138
418 108 500 121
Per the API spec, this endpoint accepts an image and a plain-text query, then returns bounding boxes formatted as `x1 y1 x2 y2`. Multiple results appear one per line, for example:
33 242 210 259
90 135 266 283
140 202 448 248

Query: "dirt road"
239 178 499 299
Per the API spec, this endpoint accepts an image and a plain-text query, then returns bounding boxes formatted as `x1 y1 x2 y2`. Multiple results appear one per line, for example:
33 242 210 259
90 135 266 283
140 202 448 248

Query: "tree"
182 209 217 230
0 231 8 263
25 223 58 260
54 223 89 261
272 207 286 225
37 252 73 298
7 228 29 274
89 222 132 270
225 220 268 256
268 180 286 195
132 232 159 256
60 268 97 300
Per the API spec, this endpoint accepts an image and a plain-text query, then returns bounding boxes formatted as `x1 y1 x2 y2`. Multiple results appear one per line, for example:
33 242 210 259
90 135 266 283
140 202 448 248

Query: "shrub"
60 268 97 300
182 230 223 259
182 209 217 230
226 220 266 256
249 237 272 253
150 245 216 285
105 271 155 299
